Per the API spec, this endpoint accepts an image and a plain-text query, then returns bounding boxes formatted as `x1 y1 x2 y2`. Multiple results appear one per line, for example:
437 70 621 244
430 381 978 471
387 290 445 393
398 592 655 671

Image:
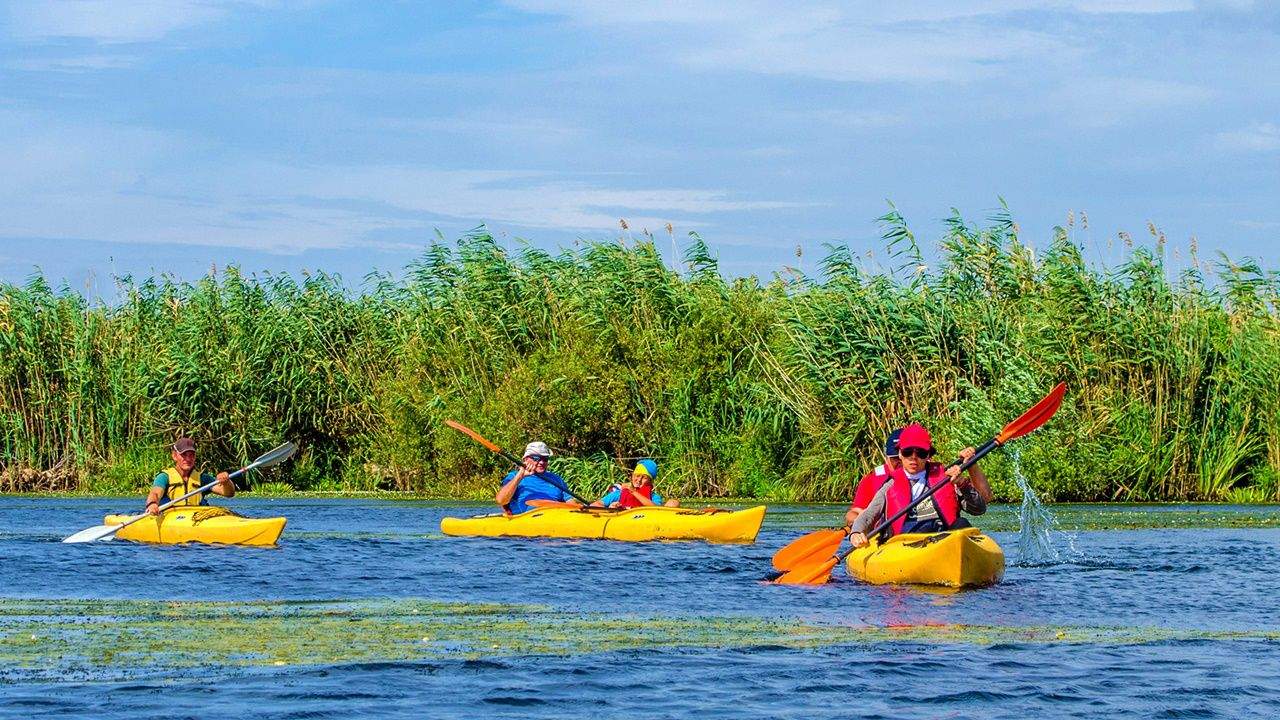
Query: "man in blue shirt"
494 441 578 515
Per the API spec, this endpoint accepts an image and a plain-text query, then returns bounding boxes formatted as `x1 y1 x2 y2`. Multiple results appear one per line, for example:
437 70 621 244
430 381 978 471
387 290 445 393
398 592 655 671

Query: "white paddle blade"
254 442 297 469
62 524 123 543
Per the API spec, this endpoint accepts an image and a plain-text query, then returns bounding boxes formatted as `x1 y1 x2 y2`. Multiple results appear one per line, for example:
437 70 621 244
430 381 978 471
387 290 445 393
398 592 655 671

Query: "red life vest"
851 464 891 510
618 484 654 509
885 462 959 535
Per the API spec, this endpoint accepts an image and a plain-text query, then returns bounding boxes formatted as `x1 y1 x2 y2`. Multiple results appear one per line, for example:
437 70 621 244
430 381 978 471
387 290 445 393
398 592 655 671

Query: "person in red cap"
144 437 234 515
846 423 992 547
844 427 904 526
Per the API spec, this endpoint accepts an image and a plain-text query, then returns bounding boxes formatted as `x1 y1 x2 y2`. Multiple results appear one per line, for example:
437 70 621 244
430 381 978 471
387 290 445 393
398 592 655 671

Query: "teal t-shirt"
152 471 217 505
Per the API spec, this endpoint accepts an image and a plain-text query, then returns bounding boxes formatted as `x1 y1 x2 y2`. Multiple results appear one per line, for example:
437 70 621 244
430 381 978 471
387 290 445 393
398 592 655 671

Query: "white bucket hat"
523 441 553 458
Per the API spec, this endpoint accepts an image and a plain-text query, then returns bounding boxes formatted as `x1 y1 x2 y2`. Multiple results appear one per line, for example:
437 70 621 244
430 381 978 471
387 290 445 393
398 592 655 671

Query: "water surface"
2 498 1278 718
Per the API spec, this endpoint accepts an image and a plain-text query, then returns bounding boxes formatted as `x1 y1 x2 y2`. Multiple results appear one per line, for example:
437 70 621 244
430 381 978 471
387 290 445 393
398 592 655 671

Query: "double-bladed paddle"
771 527 848 571
770 456 967 572
62 441 298 544
770 382 1067 585
443 420 591 506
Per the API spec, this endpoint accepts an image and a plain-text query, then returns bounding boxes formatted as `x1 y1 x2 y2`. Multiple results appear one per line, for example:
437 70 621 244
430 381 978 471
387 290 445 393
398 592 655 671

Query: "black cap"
884 428 903 457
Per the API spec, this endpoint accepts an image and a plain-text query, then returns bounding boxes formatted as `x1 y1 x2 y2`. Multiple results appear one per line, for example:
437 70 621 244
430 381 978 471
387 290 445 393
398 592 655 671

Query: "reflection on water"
1 497 1278 719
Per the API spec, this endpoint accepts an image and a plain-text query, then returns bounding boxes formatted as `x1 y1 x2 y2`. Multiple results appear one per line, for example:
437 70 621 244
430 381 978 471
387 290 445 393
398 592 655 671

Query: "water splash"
1010 447 1077 565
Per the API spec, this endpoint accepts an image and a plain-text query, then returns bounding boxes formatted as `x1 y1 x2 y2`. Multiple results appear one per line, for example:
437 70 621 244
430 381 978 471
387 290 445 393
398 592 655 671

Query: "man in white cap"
494 441 578 514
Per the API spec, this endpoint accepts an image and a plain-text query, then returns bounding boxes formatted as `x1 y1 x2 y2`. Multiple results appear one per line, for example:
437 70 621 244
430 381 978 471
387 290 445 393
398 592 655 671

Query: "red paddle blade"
444 419 504 454
996 382 1066 444
771 528 846 571
772 556 839 585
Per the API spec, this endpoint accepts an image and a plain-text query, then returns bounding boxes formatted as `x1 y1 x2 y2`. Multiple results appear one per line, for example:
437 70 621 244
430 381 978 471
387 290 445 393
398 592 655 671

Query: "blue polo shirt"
502 469 572 514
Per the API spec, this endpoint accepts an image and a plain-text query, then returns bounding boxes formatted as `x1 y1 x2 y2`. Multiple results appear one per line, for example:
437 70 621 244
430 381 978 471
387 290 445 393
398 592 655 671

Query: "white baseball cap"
523 441 552 458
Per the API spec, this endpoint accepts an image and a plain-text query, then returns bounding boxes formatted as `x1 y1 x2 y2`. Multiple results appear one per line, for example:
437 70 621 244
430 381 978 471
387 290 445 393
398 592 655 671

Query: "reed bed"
2 209 1277 502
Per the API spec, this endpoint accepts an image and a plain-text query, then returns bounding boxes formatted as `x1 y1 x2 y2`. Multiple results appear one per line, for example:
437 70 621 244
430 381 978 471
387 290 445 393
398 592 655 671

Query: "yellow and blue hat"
633 459 658 480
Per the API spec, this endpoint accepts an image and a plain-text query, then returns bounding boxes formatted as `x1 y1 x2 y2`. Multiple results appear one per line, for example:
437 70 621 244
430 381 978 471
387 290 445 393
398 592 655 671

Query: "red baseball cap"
897 423 933 452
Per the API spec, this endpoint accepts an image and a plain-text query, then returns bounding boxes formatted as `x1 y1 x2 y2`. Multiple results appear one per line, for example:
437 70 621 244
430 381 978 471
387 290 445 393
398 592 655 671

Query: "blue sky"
1 1 1277 294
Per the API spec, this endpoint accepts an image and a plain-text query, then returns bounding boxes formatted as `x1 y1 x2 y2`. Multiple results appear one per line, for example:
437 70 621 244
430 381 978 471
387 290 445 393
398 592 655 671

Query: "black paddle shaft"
839 437 1000 563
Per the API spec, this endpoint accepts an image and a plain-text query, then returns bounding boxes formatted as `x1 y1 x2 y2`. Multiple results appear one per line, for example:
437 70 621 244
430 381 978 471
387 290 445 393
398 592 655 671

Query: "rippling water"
2 497 1279 718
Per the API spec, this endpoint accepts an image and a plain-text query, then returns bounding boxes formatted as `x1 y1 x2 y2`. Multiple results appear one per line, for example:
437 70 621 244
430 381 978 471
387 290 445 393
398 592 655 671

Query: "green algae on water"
2 597 1279 684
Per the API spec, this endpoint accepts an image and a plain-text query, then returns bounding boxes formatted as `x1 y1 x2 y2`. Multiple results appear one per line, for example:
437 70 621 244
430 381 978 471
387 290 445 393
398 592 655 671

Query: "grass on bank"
2 204 1278 502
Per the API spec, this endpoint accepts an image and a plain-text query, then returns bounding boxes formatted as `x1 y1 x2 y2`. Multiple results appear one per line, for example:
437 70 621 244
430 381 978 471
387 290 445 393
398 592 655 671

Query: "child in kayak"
145 437 234 515
594 459 680 508
847 423 991 547
844 428 903 526
495 441 579 515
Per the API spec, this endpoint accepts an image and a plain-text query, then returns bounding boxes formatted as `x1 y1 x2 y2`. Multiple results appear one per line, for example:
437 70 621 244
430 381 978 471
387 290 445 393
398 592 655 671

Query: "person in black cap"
843 428 904 526
144 437 234 515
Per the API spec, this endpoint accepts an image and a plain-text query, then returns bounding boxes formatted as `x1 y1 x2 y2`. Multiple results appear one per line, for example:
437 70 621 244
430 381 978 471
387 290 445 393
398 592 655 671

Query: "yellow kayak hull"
845 527 1005 588
441 505 766 543
104 507 286 546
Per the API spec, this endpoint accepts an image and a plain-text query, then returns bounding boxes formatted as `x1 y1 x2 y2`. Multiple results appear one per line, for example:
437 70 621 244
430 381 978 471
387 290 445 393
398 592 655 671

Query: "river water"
2 497 1279 718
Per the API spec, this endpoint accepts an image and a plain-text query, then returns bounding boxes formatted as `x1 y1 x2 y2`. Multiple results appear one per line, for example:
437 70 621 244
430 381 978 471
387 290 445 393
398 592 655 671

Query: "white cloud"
1062 0 1193 11
3 0 277 44
256 165 804 238
373 115 582 143
791 110 905 129
1233 219 1280 230
1049 78 1213 128
1197 0 1256 9
503 2 1170 84
1214 123 1280 152
506 1 1195 26
683 23 1063 83
0 109 800 253
854 1 1195 21
502 1 1209 83
5 53 141 71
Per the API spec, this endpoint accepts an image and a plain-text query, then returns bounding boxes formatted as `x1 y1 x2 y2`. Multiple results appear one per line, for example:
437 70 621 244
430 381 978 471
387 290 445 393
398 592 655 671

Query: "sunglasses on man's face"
528 455 549 463
898 447 933 459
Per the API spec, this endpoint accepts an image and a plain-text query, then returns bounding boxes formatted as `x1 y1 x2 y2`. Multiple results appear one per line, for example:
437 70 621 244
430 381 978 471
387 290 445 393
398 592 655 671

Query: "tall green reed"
1 211 1277 501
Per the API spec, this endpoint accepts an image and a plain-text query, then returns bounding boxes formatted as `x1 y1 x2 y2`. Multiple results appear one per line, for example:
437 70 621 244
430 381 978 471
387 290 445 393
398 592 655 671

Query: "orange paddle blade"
772 556 839 585
771 528 846 571
444 419 503 453
996 382 1067 444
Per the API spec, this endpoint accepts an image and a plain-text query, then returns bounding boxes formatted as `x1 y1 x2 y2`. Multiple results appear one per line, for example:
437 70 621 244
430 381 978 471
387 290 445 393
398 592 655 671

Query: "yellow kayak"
845 527 1005 588
104 506 286 546
441 505 766 543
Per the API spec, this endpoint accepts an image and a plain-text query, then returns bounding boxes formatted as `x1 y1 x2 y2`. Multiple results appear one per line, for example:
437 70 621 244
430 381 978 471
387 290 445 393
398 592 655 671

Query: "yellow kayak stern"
441 504 766 543
845 527 1005 588
104 507 286 546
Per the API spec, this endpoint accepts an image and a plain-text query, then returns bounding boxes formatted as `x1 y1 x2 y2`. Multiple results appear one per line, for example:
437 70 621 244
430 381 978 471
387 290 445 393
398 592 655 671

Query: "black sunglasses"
899 447 934 459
